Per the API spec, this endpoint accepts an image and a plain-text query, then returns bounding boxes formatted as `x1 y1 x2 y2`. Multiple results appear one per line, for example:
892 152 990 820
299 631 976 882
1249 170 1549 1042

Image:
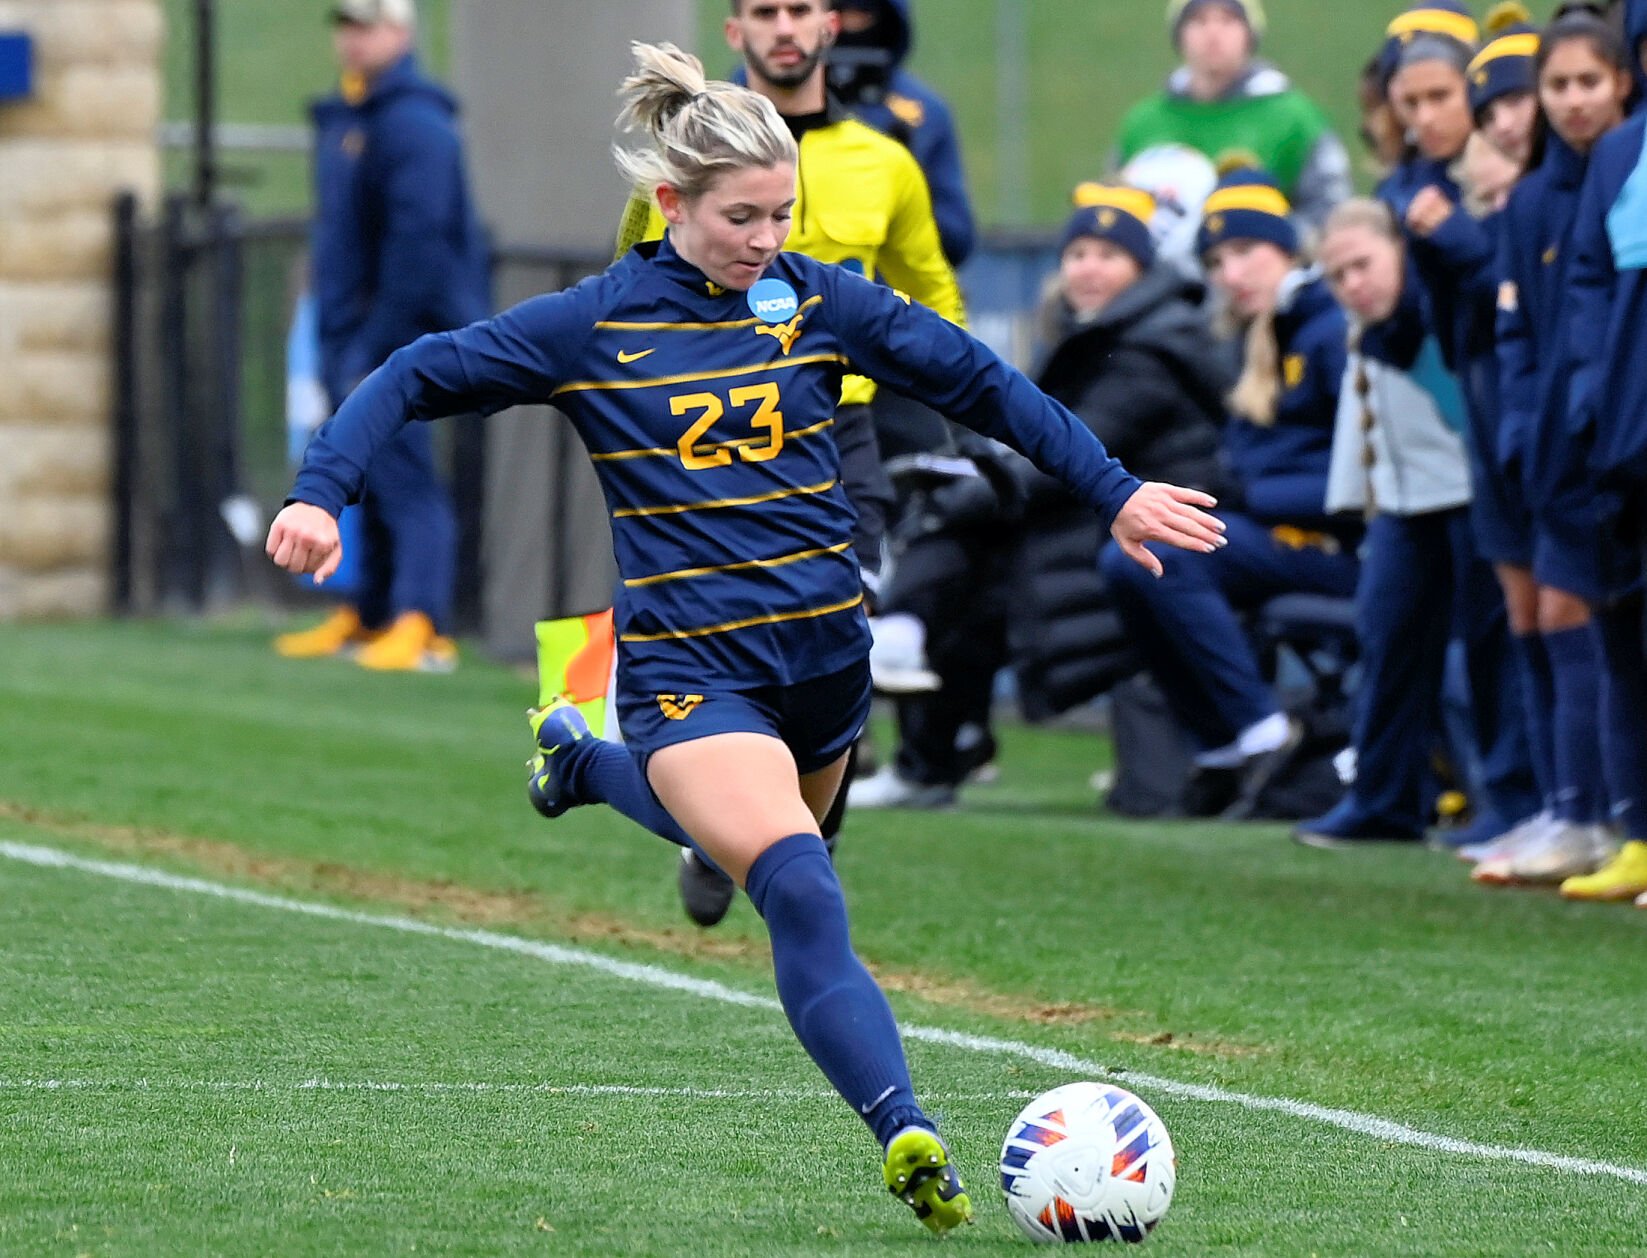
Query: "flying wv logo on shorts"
657 693 706 721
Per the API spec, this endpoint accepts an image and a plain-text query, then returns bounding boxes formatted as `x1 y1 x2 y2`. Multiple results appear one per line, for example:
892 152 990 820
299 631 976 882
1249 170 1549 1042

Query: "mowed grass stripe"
7 837 1646 1191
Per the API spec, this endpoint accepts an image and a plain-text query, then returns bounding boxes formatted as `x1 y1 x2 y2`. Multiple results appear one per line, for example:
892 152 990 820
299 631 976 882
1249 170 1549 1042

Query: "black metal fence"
110 192 604 624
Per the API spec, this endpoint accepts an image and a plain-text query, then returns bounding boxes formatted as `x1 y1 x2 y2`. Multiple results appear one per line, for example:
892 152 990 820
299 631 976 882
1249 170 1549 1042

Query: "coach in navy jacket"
311 51 490 403
300 5 490 654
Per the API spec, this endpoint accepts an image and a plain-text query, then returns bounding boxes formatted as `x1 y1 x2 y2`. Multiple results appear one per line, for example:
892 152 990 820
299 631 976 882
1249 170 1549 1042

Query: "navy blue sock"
1510 632 1558 811
745 833 930 1148
1597 603 1647 839
1543 625 1609 825
561 739 693 849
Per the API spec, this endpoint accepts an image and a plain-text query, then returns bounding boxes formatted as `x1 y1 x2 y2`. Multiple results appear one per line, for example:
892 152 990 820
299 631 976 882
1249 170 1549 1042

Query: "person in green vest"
1114 0 1351 234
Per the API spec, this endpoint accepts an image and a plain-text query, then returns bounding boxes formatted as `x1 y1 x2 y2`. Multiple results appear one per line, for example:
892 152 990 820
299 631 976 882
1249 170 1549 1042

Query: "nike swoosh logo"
861 1084 897 1114
617 349 655 363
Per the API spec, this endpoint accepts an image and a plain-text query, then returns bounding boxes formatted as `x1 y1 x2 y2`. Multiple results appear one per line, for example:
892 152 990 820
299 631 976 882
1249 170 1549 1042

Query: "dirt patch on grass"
0 800 1265 1059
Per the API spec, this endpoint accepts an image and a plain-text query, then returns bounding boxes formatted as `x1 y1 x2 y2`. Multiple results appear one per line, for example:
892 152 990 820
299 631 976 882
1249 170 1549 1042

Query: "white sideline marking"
0 1078 1034 1102
5 838 1646 1188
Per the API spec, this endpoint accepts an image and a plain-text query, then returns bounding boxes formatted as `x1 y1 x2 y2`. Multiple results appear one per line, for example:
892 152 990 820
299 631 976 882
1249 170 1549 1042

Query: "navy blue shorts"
615 658 871 776
1467 451 1533 569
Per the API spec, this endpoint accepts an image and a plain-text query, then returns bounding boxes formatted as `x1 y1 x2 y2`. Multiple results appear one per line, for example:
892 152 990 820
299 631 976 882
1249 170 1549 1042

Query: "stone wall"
0 0 162 618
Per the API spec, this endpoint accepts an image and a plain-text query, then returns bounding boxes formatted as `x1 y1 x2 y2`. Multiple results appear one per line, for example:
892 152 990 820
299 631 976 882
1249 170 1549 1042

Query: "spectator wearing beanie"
1377 8 1545 851
851 187 1232 810
1100 170 1359 819
1112 0 1351 234
1299 199 1479 847
1468 9 1541 167
1490 8 1645 893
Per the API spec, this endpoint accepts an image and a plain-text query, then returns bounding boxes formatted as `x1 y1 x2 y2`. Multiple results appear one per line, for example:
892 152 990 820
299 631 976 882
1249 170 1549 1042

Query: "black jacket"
1010 265 1234 719
1027 264 1232 503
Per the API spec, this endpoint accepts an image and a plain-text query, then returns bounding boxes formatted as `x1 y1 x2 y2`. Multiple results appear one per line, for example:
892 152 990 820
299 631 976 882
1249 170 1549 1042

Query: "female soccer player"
1305 199 1477 847
266 42 1223 1235
1495 7 1646 895
1373 11 1545 851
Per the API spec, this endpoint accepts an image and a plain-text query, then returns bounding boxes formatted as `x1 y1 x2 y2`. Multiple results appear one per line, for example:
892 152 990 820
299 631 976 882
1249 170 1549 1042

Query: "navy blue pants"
1100 513 1360 750
353 423 457 632
1346 509 1538 834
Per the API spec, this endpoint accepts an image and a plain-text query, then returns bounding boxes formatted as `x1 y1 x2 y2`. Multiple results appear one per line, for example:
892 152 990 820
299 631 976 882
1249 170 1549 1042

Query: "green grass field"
162 0 1417 222
3 619 1647 1255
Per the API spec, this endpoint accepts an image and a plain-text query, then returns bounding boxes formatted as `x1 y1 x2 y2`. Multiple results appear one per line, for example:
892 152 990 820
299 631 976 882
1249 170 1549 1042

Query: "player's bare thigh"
647 733 848 884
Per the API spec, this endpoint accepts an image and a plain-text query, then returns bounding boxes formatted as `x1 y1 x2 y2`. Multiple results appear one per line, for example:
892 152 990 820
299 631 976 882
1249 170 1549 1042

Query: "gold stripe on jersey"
612 478 837 519
619 592 865 644
596 295 824 333
590 417 835 463
624 541 853 589
552 352 847 398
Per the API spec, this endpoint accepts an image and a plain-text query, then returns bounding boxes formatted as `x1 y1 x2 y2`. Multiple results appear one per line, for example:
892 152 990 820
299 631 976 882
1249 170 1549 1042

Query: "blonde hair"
612 41 797 202
1320 197 1403 336
1322 196 1401 251
1228 310 1282 427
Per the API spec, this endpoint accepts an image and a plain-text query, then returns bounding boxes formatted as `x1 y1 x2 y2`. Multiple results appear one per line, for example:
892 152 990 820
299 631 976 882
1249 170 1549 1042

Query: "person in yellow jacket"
612 0 967 927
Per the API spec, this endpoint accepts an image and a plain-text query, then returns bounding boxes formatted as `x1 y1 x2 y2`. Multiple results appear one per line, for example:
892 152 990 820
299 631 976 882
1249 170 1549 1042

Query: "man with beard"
612 0 967 929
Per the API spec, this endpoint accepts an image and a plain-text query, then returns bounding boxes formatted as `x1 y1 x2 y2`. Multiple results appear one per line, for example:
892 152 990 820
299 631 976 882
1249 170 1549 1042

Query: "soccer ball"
999 1082 1176 1244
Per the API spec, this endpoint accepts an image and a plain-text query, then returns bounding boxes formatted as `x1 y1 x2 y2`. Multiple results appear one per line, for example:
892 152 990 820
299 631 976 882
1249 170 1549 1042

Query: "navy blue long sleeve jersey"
291 235 1141 692
1571 115 1647 488
1496 135 1589 511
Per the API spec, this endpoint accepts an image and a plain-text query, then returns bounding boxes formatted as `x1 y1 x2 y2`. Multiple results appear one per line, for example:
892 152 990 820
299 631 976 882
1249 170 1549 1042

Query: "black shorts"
615 658 871 776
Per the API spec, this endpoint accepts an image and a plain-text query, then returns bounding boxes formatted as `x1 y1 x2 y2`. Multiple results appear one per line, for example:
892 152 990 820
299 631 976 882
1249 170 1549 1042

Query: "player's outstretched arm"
1110 483 1225 578
819 261 1225 552
284 284 601 524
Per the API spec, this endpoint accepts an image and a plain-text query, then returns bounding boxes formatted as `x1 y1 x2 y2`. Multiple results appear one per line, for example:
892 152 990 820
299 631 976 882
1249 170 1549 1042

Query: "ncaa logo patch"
748 278 800 324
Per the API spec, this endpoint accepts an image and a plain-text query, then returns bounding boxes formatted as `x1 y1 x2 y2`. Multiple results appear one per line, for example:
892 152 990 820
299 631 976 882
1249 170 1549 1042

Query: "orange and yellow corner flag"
534 609 616 737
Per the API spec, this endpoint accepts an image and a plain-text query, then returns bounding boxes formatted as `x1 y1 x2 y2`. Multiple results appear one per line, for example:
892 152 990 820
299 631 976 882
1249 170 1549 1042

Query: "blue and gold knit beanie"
1378 1 1481 88
1062 184 1159 269
1195 167 1297 258
1467 12 1539 122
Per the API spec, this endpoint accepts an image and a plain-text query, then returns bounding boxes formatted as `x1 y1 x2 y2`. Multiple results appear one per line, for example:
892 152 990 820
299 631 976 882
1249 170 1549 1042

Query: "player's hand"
266 502 343 584
1111 483 1225 579
1405 186 1454 238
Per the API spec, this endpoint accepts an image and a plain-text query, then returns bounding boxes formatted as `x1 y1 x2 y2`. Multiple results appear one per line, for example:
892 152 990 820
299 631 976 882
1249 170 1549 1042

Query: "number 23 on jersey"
671 381 785 471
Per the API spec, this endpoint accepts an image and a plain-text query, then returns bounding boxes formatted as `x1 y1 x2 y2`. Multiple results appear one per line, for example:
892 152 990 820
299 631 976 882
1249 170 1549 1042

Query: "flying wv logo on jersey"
657 694 705 721
749 278 808 356
755 310 809 356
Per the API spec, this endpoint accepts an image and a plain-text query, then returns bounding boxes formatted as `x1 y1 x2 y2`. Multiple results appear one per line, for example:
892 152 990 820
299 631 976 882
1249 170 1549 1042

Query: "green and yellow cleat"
1562 840 1647 901
883 1127 974 1235
525 696 592 819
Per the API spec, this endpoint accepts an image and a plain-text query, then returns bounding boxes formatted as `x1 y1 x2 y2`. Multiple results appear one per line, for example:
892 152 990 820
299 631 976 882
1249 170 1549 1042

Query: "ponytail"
612 41 797 202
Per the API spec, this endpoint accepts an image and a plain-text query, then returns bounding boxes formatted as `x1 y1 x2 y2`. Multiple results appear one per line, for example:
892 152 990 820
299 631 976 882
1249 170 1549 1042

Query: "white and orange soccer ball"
999 1082 1176 1244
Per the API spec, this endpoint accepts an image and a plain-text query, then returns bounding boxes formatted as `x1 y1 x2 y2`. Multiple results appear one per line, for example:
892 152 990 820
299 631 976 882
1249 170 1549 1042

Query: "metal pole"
194 0 217 207
995 0 1029 228
110 193 140 614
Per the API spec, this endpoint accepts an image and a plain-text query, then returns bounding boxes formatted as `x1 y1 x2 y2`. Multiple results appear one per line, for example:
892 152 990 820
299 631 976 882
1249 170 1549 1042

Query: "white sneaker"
1457 810 1554 865
1474 822 1616 885
867 614 941 694
847 767 955 810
